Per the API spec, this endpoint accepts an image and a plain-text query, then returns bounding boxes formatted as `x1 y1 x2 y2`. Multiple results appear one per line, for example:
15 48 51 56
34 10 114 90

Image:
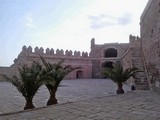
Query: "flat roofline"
140 0 153 21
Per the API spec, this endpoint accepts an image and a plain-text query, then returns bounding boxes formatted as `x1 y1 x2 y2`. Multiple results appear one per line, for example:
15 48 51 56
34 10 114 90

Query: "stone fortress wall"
0 0 159 91
10 45 93 79
0 39 131 80
140 0 160 91
0 37 148 90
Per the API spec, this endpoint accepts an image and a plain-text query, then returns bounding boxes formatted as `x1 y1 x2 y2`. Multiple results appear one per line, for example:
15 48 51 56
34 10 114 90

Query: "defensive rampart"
0 46 92 80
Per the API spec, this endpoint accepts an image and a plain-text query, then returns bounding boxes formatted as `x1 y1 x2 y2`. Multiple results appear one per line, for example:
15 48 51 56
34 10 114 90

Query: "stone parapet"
19 46 89 58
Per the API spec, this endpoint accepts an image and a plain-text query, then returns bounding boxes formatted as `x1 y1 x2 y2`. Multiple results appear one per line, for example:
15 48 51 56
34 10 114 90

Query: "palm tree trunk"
46 84 58 105
116 82 124 94
47 89 58 105
24 98 35 110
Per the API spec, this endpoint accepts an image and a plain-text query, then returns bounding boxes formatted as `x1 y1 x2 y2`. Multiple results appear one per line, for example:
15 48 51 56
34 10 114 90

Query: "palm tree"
102 61 141 94
40 57 79 105
3 61 53 110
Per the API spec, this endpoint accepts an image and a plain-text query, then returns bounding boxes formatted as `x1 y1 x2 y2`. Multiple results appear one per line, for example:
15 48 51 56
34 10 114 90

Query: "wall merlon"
20 45 27 56
74 51 81 57
39 47 44 54
56 49 64 56
50 48 54 55
82 52 88 58
46 48 50 55
34 47 39 54
69 50 73 56
18 46 89 58
66 50 73 56
27 46 32 53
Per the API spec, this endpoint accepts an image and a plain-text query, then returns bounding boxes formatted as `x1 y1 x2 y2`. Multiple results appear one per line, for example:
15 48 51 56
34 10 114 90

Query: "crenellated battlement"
129 35 142 47
19 46 89 58
129 35 141 43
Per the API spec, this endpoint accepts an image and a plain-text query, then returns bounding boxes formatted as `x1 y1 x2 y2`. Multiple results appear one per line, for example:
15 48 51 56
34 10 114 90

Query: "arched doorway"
101 61 114 78
104 48 117 58
76 70 83 79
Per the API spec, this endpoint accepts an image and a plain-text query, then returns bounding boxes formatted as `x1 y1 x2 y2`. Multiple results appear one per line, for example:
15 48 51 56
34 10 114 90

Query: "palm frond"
102 62 141 84
40 56 78 91
3 61 54 100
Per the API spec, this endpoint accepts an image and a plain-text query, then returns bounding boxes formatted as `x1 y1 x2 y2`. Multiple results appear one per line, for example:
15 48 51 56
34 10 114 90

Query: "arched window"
104 48 117 58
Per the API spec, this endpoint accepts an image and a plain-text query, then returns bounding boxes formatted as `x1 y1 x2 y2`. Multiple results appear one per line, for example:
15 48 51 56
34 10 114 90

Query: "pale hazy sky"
0 0 148 66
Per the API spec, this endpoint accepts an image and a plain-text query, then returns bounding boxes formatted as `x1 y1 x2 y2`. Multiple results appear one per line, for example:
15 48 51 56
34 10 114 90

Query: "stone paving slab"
0 79 130 114
0 90 160 120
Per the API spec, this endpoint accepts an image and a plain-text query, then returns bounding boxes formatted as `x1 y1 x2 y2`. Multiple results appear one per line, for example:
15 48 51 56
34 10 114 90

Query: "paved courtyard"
0 89 160 119
0 79 130 114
